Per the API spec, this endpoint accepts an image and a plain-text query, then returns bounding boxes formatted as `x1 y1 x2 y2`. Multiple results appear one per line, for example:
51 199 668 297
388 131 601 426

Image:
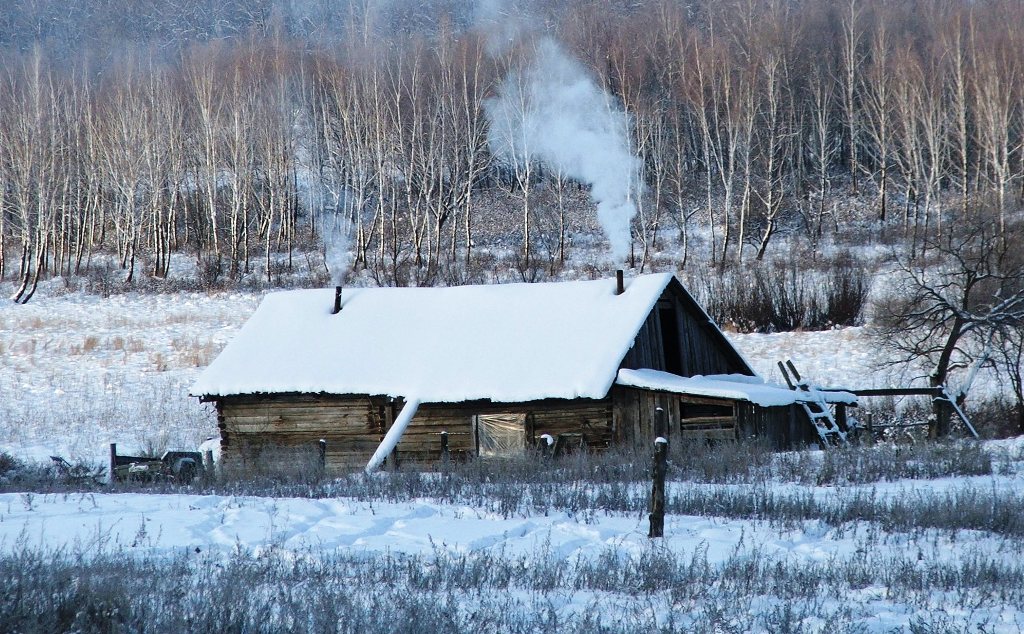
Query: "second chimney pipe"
332 286 342 314
615 270 624 295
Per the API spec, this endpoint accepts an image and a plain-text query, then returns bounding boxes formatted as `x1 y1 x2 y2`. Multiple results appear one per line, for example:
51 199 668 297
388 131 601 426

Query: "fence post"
109 443 117 485
203 450 215 482
648 436 668 538
318 439 327 473
440 431 450 465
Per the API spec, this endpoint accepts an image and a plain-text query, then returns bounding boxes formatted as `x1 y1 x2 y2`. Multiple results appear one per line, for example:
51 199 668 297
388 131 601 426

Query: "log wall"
216 394 614 474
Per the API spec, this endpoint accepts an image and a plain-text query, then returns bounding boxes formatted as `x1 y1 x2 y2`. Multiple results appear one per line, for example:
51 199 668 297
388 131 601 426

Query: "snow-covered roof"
191 274 675 403
616 369 857 407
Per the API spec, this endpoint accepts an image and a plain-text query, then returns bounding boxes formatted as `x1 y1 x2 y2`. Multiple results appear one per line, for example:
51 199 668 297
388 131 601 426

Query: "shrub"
692 257 871 333
0 451 20 478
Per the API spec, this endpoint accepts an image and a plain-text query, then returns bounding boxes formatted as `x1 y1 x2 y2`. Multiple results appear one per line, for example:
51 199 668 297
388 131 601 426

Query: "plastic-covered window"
476 414 526 457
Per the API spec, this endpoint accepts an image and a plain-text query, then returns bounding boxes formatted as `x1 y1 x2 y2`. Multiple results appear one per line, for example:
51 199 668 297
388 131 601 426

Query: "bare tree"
873 213 1024 435
804 62 840 243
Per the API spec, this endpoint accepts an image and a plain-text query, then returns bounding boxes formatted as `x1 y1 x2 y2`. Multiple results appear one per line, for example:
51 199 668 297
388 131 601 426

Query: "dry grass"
148 352 168 372
171 337 220 368
10 339 37 355
82 335 99 352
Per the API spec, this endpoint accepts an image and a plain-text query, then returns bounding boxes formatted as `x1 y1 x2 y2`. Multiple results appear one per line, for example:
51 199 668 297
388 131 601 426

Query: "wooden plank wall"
217 394 614 474
621 312 668 371
619 283 753 378
218 389 815 475
395 402 476 463
530 400 614 447
735 402 817 448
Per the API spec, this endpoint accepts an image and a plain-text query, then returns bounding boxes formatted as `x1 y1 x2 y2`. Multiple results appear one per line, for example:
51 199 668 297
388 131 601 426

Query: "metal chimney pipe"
332 286 342 314
615 270 625 295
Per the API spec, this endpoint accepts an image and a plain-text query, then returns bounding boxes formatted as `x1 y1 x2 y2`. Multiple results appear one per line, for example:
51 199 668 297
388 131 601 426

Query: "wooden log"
679 416 736 427
844 387 945 397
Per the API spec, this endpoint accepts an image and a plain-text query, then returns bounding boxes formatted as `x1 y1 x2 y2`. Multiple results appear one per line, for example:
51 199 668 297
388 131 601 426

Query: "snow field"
0 289 259 463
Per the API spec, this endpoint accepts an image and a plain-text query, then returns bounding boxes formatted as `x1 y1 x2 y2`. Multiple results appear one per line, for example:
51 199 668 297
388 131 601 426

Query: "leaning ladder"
778 360 849 447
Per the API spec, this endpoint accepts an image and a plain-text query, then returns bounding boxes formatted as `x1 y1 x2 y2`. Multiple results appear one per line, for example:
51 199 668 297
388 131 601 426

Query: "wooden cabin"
192 273 851 474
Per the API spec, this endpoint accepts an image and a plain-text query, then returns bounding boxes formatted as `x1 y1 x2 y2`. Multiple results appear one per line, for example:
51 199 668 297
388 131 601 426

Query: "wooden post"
318 439 327 472
203 450 215 481
440 431 450 465
648 436 668 538
835 404 848 433
109 443 117 485
385 400 398 471
866 412 874 441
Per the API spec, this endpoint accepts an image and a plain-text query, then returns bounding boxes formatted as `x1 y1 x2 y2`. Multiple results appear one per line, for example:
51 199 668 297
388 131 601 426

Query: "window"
475 413 526 457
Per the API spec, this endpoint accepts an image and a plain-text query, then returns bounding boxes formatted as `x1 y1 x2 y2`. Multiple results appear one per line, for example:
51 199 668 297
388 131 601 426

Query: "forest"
0 0 1022 300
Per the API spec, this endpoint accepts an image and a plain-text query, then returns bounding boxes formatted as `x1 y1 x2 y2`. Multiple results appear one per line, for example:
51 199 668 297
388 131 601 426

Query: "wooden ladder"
778 360 849 447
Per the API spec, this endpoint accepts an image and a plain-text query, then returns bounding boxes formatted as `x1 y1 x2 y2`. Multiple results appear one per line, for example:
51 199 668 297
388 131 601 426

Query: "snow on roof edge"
616 368 857 408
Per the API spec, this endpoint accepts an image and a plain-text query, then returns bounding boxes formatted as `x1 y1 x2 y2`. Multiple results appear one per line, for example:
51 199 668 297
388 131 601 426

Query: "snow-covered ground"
731 327 882 387
3 463 1021 559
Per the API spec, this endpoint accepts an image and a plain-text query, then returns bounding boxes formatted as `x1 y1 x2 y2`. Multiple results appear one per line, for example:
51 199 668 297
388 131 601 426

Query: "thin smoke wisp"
323 210 352 287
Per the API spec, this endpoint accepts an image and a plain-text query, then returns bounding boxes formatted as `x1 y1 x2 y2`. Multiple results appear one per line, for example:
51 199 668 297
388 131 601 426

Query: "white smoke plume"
484 37 642 261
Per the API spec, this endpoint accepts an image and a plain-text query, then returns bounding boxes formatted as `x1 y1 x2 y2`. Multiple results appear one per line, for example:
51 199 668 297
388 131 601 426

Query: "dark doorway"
659 306 682 375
